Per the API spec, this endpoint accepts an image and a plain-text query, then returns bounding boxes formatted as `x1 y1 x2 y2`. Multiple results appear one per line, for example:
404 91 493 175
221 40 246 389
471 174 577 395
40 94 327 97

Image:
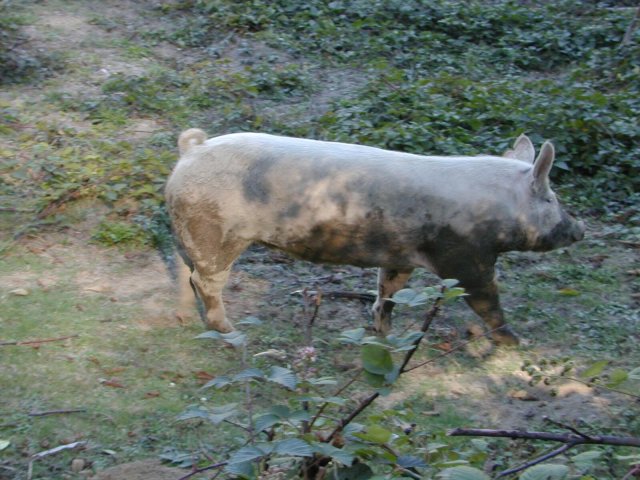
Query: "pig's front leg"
372 268 413 334
463 277 519 346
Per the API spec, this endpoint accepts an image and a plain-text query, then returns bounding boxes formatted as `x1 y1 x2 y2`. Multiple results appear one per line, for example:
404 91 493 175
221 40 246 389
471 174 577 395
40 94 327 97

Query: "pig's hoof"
204 316 234 333
372 325 391 337
491 326 520 346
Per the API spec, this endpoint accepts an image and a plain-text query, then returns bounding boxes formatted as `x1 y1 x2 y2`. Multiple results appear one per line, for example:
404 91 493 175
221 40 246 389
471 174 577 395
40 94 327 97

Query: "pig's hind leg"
179 222 251 333
372 268 413 334
189 243 251 333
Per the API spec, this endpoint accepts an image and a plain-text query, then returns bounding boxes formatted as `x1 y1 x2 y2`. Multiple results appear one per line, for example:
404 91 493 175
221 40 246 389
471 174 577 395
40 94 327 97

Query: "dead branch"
176 461 228 480
448 427 640 477
27 441 87 480
0 334 79 347
295 289 376 303
31 441 87 460
448 427 640 448
0 206 34 213
321 290 376 302
542 416 593 440
621 464 640 480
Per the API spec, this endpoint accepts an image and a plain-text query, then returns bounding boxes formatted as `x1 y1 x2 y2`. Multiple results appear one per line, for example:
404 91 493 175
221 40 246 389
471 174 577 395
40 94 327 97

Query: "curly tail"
178 128 207 155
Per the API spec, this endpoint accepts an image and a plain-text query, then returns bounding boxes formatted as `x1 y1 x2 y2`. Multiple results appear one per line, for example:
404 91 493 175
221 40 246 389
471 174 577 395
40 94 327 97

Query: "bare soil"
2 1 638 479
92 459 186 480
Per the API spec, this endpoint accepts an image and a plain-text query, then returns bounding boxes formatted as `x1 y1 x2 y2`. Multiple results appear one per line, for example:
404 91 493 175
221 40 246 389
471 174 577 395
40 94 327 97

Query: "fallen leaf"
0 439 9 451
433 342 453 352
557 288 580 297
508 389 539 401
100 378 126 388
84 285 109 293
10 288 29 296
194 371 215 381
143 391 161 399
102 367 126 375
626 269 640 276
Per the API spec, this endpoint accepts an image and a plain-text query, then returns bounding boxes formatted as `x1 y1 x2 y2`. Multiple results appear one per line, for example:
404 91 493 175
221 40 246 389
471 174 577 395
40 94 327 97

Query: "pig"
165 129 585 345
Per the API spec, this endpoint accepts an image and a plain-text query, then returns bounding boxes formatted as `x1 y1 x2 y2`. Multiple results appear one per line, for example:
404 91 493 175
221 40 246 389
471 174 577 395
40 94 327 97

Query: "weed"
0 2 50 83
91 220 147 247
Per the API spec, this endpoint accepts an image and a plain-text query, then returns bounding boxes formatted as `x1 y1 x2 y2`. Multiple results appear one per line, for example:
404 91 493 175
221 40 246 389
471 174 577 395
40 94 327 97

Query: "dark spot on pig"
329 192 348 215
417 225 497 287
242 157 274 203
280 202 301 219
174 236 194 271
364 229 392 252
279 213 412 268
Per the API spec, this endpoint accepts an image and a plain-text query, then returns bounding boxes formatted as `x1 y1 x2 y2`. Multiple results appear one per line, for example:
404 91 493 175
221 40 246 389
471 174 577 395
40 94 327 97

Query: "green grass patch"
1 1 639 477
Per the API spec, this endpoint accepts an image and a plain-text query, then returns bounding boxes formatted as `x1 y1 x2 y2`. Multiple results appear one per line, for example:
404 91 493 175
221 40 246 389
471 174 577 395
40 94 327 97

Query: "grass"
1 0 639 478
0 245 242 478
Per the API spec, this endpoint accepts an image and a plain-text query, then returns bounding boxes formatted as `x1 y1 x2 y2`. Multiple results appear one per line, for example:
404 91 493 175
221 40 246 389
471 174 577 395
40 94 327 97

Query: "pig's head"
505 135 585 252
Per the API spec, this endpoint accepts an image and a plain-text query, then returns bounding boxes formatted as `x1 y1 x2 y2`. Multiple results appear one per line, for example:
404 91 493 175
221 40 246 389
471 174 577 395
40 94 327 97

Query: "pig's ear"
504 134 535 163
532 141 555 190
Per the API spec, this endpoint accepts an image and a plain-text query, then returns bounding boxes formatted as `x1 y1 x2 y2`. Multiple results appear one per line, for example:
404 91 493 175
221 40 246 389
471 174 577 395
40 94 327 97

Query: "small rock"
71 458 85 473
508 389 539 401
10 288 29 296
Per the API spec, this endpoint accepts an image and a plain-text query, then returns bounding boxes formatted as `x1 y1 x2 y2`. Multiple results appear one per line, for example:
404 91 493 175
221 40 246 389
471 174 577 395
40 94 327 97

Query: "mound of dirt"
92 459 186 480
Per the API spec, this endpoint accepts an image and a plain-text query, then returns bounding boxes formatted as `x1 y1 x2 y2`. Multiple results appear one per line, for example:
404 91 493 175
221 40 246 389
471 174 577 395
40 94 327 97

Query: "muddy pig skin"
165 130 585 345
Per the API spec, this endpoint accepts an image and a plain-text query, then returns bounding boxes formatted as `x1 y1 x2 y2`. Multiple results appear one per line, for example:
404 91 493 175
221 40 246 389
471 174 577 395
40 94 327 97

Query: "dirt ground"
92 459 186 480
1 1 639 479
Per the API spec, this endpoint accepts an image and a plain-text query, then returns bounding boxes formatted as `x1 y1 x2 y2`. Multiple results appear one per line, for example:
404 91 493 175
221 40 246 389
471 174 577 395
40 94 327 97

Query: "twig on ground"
498 443 573 477
27 441 87 480
543 416 593 440
0 334 79 347
301 289 321 435
318 290 375 303
448 427 640 477
28 408 86 417
292 289 376 303
621 463 640 480
176 461 228 480
621 6 640 47
0 207 34 213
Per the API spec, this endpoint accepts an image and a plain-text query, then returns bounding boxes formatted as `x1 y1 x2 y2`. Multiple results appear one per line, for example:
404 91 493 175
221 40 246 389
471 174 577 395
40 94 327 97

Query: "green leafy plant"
522 357 640 400
91 220 147 247
173 278 640 479
176 281 469 479
0 2 46 83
